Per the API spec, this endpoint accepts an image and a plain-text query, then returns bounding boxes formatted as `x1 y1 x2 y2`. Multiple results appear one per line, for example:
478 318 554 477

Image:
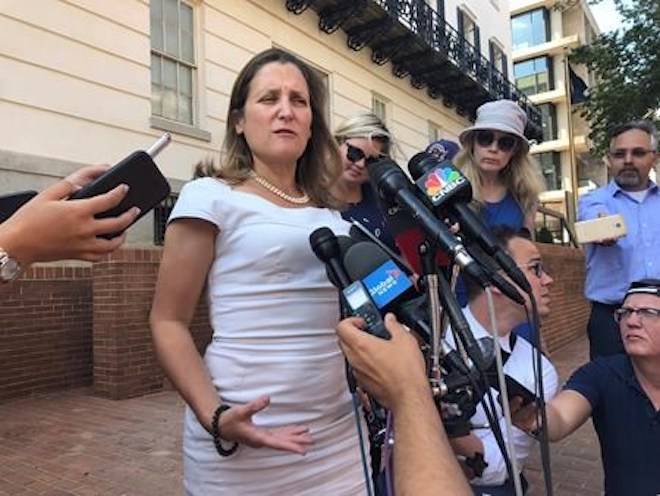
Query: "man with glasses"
512 279 660 495
446 226 559 495
578 120 659 359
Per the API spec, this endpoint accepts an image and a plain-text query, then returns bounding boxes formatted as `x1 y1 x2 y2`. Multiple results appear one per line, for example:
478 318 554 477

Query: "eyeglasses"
613 306 660 324
475 130 518 153
346 143 366 163
519 261 548 278
608 148 655 161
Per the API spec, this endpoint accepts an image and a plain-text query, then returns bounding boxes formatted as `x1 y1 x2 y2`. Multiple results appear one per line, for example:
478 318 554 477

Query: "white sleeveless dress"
169 178 368 496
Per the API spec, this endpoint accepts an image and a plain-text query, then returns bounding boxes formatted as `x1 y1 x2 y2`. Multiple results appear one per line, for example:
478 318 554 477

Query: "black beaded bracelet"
211 404 238 457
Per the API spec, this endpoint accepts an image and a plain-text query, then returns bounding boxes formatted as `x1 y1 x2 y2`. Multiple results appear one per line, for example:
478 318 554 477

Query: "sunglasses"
475 130 518 152
613 306 660 324
346 143 366 163
608 148 655 161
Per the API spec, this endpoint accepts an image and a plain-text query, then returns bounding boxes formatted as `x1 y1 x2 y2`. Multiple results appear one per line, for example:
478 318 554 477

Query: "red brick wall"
92 248 211 400
0 245 587 402
0 265 92 400
537 243 590 353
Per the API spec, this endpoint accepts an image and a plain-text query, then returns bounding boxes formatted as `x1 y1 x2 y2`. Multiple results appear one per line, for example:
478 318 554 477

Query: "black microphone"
367 158 489 287
408 152 532 294
309 227 351 288
342 241 429 339
464 242 526 305
343 240 483 374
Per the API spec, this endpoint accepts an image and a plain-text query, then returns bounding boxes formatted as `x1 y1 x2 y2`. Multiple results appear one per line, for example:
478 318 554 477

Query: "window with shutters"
457 7 479 53
489 39 507 75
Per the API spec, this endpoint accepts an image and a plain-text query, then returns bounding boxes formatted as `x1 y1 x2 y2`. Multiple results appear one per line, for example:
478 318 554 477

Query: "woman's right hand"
218 396 313 455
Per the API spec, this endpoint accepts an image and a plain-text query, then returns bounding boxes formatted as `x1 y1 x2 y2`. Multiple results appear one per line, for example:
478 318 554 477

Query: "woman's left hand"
219 396 314 455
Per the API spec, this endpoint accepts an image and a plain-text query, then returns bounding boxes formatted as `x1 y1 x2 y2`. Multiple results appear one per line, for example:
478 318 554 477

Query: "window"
457 8 480 52
514 56 553 96
428 121 442 142
489 40 508 75
537 152 561 191
511 8 550 51
539 103 557 141
150 0 196 125
372 94 388 123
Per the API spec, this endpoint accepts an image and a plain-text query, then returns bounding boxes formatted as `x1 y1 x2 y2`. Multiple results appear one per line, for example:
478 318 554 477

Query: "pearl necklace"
250 171 310 205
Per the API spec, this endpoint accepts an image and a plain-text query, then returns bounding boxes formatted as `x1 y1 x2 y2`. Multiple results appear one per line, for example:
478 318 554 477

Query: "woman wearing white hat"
455 100 544 234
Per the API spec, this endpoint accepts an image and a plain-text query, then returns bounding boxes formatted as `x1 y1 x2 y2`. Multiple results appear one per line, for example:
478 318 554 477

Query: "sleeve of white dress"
168 177 225 230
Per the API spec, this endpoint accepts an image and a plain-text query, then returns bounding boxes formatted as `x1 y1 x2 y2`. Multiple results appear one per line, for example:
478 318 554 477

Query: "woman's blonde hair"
454 132 545 216
333 112 393 156
195 48 342 208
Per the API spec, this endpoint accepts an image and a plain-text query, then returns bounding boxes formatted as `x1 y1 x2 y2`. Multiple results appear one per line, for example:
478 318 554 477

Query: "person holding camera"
512 279 660 495
578 120 659 359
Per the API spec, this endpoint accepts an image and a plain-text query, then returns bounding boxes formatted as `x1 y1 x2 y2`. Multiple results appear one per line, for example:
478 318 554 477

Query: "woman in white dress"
150 49 368 495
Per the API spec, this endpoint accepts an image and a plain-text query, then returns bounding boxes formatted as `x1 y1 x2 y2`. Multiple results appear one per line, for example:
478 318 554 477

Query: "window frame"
513 56 554 96
150 0 210 140
511 7 550 51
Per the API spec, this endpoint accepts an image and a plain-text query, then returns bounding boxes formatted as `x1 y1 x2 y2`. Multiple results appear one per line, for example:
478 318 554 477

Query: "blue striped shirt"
578 180 660 304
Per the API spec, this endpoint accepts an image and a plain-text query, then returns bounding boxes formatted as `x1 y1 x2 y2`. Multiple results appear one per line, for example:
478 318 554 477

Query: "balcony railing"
285 0 543 139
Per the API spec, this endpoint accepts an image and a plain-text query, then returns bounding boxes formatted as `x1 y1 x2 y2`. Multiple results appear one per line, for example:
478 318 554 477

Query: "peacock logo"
424 168 462 197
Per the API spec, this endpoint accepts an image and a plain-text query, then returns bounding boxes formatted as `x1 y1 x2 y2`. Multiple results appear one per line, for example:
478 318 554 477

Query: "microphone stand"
418 241 443 393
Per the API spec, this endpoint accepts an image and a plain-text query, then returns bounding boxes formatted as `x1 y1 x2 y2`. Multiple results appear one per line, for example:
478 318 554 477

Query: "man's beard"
615 167 643 189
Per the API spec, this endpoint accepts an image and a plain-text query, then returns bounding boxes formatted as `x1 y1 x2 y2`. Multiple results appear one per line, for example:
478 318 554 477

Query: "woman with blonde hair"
333 112 397 250
150 48 368 495
455 100 545 234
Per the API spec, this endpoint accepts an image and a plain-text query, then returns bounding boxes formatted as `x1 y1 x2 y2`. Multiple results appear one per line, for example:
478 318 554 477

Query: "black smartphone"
69 134 172 237
342 280 391 340
502 375 536 406
0 190 38 224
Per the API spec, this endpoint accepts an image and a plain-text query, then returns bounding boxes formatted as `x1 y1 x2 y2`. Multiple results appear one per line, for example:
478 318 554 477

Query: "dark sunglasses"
475 130 518 152
346 143 366 163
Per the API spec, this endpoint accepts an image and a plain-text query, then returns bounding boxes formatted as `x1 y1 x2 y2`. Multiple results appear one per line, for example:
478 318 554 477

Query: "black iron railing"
285 0 542 137
153 193 179 246
536 205 578 247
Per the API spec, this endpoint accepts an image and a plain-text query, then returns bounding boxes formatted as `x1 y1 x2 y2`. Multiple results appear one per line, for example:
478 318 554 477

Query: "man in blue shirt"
578 120 659 358
512 279 660 495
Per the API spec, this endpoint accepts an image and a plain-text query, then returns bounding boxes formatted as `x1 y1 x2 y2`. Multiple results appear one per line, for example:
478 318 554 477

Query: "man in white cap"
512 278 660 495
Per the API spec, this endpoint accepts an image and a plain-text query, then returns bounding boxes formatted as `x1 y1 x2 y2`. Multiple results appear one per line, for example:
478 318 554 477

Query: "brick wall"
0 244 588 402
0 265 92 400
538 243 590 353
92 248 211 400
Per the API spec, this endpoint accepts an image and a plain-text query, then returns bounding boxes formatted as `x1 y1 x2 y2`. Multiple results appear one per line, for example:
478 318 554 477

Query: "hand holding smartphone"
69 133 172 238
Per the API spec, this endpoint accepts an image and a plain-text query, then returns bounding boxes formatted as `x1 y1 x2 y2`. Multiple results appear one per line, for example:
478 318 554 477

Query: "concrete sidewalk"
0 336 602 496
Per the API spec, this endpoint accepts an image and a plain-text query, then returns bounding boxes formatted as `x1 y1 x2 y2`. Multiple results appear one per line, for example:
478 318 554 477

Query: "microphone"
464 242 526 305
342 241 430 341
343 240 485 375
408 152 532 294
368 158 489 286
309 227 351 288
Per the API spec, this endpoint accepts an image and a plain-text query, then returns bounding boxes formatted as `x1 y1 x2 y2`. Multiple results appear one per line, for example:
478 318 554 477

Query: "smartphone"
342 280 391 339
502 375 536 407
0 190 38 224
575 214 627 244
69 134 172 237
